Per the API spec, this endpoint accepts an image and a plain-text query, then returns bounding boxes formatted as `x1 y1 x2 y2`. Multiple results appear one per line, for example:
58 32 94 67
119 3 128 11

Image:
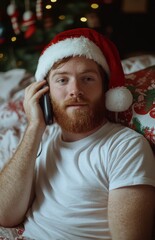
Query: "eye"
83 76 95 83
56 78 68 85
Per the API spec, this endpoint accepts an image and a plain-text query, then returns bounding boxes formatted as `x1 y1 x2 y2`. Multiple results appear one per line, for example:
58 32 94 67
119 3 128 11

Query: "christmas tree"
1 0 155 74
0 0 102 74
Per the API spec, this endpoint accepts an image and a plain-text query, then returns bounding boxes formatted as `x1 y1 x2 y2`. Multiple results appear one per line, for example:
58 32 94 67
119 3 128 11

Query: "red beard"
52 95 105 133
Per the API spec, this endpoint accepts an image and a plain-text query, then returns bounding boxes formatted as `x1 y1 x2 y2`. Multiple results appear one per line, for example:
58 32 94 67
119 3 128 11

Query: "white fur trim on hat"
35 36 110 81
105 87 133 112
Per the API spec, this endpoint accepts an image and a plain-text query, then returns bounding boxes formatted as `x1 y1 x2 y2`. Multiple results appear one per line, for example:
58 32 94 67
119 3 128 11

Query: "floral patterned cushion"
108 65 155 153
0 93 27 169
0 225 33 239
0 69 34 105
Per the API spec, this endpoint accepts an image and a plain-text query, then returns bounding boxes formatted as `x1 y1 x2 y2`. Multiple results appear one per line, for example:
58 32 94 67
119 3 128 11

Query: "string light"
80 17 87 22
91 3 99 9
45 5 52 10
11 36 17 42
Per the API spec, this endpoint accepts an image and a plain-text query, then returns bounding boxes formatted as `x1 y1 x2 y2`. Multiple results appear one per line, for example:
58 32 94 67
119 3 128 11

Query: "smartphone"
40 90 54 125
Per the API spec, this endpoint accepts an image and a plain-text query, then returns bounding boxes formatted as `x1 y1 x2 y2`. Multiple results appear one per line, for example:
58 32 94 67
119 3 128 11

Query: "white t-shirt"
23 122 155 240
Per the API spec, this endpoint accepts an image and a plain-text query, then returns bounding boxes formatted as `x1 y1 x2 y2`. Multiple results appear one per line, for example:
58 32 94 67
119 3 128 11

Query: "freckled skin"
108 186 155 240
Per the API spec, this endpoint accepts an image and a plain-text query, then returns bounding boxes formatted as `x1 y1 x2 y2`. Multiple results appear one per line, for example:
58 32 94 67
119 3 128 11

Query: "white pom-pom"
7 4 15 15
105 87 133 112
23 11 33 21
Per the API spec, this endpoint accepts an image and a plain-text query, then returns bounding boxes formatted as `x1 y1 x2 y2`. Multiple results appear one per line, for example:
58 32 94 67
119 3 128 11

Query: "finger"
25 80 49 101
25 80 47 95
33 85 49 102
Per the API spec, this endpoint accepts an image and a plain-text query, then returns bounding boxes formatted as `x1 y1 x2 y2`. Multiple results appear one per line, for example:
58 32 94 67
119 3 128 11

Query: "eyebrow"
50 69 99 78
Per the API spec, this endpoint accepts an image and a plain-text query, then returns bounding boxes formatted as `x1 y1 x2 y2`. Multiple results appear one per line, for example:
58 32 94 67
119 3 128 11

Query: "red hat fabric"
35 28 133 112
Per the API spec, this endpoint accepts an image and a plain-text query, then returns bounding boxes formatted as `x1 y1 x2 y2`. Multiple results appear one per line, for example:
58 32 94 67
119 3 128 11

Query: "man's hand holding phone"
23 80 52 131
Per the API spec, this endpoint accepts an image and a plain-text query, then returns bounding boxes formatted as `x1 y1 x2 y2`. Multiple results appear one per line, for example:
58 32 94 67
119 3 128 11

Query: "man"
0 28 155 240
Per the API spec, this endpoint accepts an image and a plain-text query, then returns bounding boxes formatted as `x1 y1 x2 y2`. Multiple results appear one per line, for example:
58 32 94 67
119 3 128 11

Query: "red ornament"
7 3 20 35
21 10 36 38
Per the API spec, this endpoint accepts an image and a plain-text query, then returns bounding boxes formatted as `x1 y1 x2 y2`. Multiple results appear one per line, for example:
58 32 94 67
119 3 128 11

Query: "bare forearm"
0 80 49 227
0 124 44 227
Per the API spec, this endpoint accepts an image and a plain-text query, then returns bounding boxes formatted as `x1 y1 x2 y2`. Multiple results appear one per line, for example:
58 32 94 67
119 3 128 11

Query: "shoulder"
103 122 147 148
103 122 155 172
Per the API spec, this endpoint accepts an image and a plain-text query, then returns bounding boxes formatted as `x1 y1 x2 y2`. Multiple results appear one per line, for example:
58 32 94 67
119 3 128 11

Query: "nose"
69 80 84 98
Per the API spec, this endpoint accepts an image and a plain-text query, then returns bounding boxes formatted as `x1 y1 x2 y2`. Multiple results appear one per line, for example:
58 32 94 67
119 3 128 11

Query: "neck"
61 118 107 142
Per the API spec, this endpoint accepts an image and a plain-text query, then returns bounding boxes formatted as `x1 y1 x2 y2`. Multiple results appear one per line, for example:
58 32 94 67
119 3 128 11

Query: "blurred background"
0 0 155 74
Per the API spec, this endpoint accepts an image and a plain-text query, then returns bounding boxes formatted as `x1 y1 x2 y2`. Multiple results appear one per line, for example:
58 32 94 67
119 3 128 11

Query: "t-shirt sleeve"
107 133 155 190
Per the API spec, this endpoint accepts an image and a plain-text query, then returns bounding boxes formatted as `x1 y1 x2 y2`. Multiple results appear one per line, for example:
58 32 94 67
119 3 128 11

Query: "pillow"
108 65 155 153
0 69 34 104
0 92 27 170
0 93 27 129
0 225 28 239
0 89 50 170
121 54 155 74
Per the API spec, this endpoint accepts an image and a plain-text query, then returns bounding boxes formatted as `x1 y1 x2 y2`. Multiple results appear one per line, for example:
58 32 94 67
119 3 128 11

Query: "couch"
0 54 155 239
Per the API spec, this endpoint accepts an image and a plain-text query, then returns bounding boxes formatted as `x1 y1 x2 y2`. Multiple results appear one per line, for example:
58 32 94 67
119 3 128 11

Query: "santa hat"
35 28 133 112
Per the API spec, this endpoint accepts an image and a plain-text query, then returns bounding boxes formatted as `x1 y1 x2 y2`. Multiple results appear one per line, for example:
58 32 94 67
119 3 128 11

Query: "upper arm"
108 185 155 240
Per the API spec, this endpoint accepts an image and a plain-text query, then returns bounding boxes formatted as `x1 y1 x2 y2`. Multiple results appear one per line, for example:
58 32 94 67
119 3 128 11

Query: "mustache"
64 97 89 106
